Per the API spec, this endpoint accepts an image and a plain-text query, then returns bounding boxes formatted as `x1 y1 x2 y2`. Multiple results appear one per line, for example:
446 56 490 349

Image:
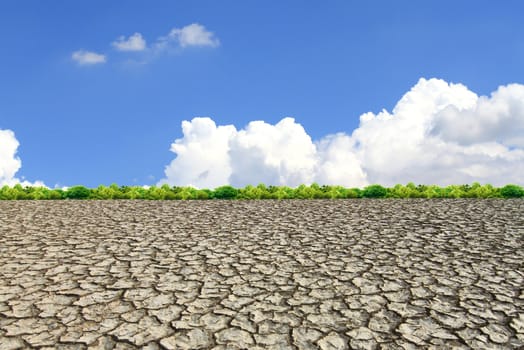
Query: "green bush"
195 189 211 199
443 185 465 198
466 183 499 198
422 185 443 198
386 183 421 198
213 185 238 199
48 189 64 200
345 188 361 198
144 186 165 200
0 182 521 200
500 184 524 198
362 184 387 198
64 186 91 199
28 186 52 200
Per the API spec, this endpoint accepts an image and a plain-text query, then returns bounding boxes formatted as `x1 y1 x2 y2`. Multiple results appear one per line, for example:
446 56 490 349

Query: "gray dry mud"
0 199 523 350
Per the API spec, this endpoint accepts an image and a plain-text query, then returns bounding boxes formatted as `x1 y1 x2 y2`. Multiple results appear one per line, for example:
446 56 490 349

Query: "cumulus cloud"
0 129 21 185
161 118 235 189
169 23 220 48
112 33 147 51
75 24 218 65
351 78 524 186
0 129 45 187
160 78 524 188
314 133 368 188
160 117 368 188
430 83 524 147
155 23 220 51
228 118 318 187
72 50 106 65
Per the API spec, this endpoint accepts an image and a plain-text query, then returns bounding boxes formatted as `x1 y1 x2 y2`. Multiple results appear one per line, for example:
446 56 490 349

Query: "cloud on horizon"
0 129 44 187
160 78 524 188
3 78 523 189
72 50 106 65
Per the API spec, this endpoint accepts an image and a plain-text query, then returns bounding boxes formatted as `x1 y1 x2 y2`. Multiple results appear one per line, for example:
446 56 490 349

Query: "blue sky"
1 1 523 188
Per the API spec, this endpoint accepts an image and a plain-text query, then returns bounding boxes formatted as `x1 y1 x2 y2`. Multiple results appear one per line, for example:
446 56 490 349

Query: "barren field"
0 199 523 349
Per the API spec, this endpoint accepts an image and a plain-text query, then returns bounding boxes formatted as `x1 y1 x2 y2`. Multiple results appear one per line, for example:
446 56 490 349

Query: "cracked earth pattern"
0 199 523 349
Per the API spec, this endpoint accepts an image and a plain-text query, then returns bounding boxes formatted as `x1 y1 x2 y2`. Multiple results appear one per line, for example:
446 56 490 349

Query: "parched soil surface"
0 199 523 350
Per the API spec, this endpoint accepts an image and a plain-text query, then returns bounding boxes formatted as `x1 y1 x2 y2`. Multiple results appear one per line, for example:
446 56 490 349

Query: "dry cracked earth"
0 199 523 350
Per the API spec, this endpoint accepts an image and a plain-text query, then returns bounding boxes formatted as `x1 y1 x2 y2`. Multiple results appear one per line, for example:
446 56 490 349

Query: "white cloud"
160 118 235 189
169 23 220 48
159 117 368 188
430 83 524 147
112 33 147 52
351 78 524 187
160 78 524 188
228 118 318 187
72 24 218 66
72 50 106 65
314 133 368 188
0 129 21 185
0 129 45 187
155 23 220 51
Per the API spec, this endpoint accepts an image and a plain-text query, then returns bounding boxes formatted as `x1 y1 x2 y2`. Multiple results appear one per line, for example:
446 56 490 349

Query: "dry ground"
0 199 523 349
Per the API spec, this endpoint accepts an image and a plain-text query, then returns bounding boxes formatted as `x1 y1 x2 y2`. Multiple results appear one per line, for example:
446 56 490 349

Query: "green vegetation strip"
1 183 523 200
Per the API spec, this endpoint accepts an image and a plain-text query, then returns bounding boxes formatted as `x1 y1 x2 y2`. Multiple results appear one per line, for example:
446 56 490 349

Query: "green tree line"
0 182 523 200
